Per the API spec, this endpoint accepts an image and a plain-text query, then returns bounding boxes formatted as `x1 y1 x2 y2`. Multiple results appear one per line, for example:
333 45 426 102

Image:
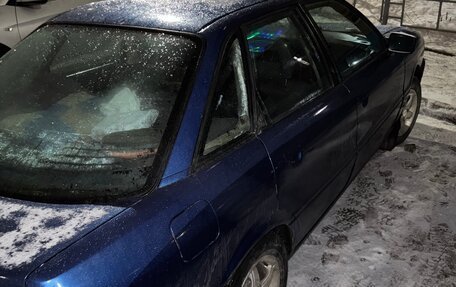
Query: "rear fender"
222 221 293 286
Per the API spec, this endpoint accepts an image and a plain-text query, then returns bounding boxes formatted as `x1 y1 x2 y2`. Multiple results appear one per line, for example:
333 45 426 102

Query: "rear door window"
246 15 331 121
202 39 251 156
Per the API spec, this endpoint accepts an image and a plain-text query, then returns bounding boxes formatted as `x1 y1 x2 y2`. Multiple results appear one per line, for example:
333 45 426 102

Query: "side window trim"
192 34 255 171
296 4 342 84
239 27 268 133
241 8 334 125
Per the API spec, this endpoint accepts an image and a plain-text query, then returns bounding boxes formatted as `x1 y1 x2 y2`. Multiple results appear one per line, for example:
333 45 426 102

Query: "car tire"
229 232 288 287
381 77 422 150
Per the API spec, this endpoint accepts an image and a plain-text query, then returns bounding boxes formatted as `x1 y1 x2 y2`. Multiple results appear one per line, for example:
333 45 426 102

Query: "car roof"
52 0 268 33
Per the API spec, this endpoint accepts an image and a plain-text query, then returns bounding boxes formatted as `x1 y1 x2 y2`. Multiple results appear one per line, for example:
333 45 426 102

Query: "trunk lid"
0 196 124 287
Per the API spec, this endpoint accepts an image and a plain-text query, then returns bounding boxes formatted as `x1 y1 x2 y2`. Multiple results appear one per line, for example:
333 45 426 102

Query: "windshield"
0 25 198 201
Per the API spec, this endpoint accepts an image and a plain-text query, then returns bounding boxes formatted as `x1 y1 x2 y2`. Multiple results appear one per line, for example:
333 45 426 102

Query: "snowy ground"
348 0 456 31
288 47 456 285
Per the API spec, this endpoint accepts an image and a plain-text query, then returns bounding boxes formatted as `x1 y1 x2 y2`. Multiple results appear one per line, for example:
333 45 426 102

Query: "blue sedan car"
0 0 425 286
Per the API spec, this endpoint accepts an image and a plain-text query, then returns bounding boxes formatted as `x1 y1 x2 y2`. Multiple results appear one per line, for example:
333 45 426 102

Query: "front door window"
306 0 385 77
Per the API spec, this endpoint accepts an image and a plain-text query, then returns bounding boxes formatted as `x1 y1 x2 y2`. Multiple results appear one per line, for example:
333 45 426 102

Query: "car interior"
0 27 194 155
248 18 324 120
204 40 250 155
308 5 381 76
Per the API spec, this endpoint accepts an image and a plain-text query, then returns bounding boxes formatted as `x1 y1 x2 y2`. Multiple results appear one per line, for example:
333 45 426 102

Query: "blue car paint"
258 83 359 242
170 200 220 262
350 29 425 179
27 138 278 286
160 30 224 184
350 51 405 174
0 0 425 286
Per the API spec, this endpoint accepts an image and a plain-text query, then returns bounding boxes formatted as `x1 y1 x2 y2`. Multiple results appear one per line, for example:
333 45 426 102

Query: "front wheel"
382 77 422 150
230 233 288 287
397 78 421 143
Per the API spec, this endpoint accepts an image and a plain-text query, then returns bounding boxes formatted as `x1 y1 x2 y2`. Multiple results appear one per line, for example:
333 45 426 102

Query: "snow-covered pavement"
288 50 456 286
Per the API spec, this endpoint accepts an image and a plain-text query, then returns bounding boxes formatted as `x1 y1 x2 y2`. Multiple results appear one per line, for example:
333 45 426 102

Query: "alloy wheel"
241 254 281 287
398 88 419 137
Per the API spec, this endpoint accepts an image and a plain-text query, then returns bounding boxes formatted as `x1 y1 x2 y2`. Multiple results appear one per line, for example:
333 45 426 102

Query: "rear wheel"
382 77 422 150
231 233 288 287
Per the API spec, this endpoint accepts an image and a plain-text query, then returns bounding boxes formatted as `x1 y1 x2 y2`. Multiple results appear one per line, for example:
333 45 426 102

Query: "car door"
14 0 97 39
303 0 405 172
177 37 278 286
244 10 358 241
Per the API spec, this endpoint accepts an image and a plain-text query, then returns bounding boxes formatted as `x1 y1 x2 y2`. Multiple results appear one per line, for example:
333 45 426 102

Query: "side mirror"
388 32 417 54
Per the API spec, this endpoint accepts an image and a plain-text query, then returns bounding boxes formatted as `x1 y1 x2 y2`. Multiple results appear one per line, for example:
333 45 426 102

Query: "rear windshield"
0 25 199 201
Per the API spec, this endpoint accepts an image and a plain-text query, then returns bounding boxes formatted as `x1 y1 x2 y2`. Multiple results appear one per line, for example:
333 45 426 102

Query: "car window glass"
203 39 250 155
306 1 384 77
0 25 199 200
246 17 331 121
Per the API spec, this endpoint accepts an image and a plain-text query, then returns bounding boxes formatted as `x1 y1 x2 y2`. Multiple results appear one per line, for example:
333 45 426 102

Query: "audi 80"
0 0 425 286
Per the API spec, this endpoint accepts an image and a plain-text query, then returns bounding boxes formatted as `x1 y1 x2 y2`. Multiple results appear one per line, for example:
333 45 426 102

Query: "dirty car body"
0 0 425 286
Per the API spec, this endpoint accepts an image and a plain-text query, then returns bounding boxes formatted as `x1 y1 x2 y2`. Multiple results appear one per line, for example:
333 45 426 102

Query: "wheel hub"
399 88 418 137
241 254 281 287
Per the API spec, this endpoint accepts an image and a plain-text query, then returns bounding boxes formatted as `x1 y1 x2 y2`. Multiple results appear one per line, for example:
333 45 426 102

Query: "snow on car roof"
52 0 266 33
